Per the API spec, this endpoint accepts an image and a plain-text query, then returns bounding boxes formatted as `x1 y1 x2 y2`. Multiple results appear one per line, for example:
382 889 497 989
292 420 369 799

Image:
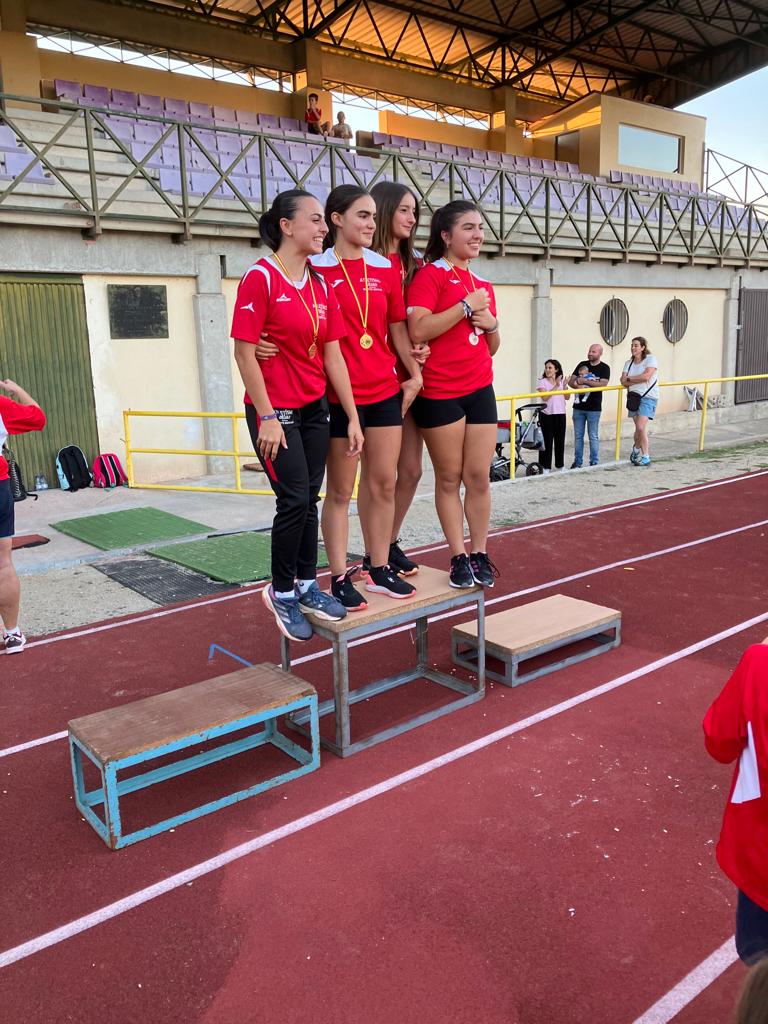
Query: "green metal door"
0 275 98 485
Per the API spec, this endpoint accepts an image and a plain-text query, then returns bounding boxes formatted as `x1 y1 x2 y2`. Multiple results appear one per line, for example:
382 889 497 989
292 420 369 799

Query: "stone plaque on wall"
107 284 169 339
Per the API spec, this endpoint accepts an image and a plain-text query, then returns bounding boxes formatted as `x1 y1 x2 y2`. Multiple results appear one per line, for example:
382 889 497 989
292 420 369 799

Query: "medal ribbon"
445 257 483 341
270 253 321 354
333 249 370 339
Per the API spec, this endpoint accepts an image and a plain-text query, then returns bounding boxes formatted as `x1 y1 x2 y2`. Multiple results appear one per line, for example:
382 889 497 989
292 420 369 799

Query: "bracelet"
488 319 499 333
460 299 472 319
260 412 278 422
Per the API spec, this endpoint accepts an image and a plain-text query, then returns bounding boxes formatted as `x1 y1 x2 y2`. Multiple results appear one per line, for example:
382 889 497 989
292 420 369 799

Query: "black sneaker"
365 564 416 600
262 585 313 642
449 553 474 589
331 567 368 611
3 630 26 655
469 551 500 588
388 540 419 576
360 554 371 579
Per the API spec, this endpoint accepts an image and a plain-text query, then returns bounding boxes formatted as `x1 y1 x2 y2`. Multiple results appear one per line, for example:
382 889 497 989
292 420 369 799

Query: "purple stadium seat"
216 131 242 154
236 109 259 128
165 98 189 119
389 135 406 148
542 159 556 172
457 146 471 159
213 106 237 124
138 94 163 115
371 132 389 147
279 117 302 131
4 151 48 182
0 125 19 151
189 101 213 122
134 122 163 143
159 167 182 192
259 113 280 130
103 116 135 141
554 160 569 173
83 84 110 106
54 79 81 101
567 162 579 173
424 140 440 153
131 142 162 168
485 151 502 165
111 89 137 109
441 143 457 157
245 156 262 176
471 148 486 161
528 157 544 170
190 171 219 195
353 154 374 172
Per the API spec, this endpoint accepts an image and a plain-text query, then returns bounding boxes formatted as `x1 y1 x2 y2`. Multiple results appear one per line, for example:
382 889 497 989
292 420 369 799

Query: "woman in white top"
621 336 659 466
536 358 570 472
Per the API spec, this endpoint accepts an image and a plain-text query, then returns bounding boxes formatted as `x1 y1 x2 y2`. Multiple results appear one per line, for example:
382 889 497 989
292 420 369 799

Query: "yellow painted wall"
223 276 257 459
0 31 42 106
39 51 293 117
83 275 206 483
599 95 706 185
489 286 533 400
550 286 726 420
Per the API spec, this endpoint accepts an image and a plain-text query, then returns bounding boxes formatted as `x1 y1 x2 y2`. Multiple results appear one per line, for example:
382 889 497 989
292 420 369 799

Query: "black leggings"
538 413 566 470
245 399 329 593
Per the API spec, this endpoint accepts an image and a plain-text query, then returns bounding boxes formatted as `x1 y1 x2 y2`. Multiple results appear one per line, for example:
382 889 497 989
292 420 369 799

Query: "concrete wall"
490 286 534 400
82 274 207 483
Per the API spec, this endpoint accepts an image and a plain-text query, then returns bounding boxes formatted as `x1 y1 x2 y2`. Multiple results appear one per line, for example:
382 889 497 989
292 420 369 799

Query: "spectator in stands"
304 93 330 137
407 200 500 590
364 180 427 578
536 359 570 473
311 185 424 609
621 336 659 466
735 958 768 1021
331 112 353 142
703 638 768 965
0 379 46 654
232 189 362 642
567 343 610 468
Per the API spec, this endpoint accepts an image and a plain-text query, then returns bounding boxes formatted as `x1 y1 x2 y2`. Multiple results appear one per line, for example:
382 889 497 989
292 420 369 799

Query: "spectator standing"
304 93 330 137
536 359 569 473
703 640 768 965
331 112 353 142
621 335 659 466
568 343 610 468
0 379 46 654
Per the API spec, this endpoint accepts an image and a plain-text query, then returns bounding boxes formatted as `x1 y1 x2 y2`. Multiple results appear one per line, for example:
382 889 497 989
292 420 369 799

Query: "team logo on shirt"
240 302 255 311
276 294 291 303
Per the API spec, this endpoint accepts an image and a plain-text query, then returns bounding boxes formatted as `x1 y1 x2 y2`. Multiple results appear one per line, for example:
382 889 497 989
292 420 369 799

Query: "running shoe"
359 554 371 579
640 455 651 466
3 630 26 655
469 552 500 588
297 582 347 622
630 447 641 465
331 567 368 611
388 540 419 576
262 585 313 642
366 564 416 599
449 553 474 589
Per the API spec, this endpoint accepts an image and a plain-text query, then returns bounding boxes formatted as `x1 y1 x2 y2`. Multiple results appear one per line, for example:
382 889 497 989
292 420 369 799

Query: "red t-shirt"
310 248 405 405
406 258 496 400
305 107 322 125
0 397 46 481
231 257 345 409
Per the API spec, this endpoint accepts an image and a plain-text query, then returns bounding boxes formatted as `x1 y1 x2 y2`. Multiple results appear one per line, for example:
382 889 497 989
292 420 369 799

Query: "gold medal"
308 342 318 358
359 333 374 349
270 252 320 358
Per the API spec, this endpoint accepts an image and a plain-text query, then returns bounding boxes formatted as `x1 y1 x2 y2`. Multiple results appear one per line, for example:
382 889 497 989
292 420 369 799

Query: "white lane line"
20 470 768 651
4 515 767 761
2 609 767 971
631 937 738 1023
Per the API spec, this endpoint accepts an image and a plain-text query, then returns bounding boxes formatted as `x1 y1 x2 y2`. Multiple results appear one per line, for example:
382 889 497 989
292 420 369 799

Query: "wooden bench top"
68 664 315 763
304 565 480 633
453 595 620 656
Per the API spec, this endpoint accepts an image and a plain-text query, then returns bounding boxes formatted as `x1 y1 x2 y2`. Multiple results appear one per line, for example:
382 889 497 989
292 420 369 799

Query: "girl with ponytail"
232 189 363 642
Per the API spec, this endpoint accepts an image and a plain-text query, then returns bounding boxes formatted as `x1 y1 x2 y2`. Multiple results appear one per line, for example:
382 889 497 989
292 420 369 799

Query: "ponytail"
258 188 315 251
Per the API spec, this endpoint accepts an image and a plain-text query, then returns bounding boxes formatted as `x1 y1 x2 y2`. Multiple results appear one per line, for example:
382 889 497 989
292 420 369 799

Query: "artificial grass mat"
151 531 329 584
51 507 212 551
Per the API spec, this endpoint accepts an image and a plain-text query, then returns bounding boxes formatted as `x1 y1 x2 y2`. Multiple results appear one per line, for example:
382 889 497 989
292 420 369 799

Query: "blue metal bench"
68 664 319 849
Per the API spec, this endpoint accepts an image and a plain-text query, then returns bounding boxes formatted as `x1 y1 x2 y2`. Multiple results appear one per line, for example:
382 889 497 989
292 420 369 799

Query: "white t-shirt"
623 354 659 401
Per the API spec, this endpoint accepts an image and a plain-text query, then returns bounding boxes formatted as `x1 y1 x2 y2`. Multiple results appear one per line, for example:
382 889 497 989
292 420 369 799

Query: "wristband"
460 299 472 319
260 412 278 422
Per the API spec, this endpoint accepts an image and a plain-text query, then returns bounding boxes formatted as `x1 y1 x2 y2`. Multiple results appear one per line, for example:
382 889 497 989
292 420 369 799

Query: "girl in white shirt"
621 336 659 466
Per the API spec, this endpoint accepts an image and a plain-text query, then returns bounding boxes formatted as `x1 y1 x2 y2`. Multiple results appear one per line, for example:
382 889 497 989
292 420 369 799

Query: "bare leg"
355 471 371 557
0 538 20 630
635 415 650 455
392 411 423 541
320 439 359 576
421 419 467 556
358 426 401 566
462 423 497 552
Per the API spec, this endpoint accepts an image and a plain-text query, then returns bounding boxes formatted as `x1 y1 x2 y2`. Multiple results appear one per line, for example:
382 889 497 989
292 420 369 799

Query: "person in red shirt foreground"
232 189 363 642
311 185 423 610
703 639 768 963
407 200 501 590
0 380 46 654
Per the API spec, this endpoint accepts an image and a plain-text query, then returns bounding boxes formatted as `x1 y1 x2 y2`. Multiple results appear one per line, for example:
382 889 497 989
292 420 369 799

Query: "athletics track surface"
1 469 767 1024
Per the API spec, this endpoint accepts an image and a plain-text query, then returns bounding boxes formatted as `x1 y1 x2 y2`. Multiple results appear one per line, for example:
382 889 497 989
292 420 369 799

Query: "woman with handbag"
621 336 659 467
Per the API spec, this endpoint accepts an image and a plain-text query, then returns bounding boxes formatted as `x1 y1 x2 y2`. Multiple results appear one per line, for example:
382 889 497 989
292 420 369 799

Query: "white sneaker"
3 630 27 654
541 468 550 475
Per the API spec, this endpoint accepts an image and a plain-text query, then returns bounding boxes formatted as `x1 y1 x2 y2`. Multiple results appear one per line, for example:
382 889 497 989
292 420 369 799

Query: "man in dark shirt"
567 343 611 468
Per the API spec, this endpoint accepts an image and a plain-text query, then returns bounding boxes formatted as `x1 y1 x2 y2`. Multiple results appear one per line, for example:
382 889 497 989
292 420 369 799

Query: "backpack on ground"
2 446 37 502
92 452 128 489
56 445 92 492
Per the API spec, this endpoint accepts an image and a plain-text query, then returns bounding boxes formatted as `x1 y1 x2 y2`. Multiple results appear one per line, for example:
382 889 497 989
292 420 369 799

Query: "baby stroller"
489 403 545 481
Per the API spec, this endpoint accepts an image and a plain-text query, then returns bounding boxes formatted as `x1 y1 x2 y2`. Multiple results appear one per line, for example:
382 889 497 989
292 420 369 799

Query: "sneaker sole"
261 587 312 642
333 593 369 611
449 579 475 589
364 582 415 599
4 644 26 654
298 602 346 622
470 576 495 588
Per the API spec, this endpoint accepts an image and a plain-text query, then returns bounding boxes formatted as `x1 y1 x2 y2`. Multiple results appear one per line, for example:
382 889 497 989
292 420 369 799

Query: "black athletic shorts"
0 479 14 539
410 384 497 429
329 391 402 438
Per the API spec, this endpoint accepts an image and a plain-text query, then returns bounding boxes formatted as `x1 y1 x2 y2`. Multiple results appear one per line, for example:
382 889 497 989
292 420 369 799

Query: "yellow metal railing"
124 372 768 493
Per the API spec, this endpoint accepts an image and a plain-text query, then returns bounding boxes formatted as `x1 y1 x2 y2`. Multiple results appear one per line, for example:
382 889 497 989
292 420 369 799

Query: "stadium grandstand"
0 0 767 483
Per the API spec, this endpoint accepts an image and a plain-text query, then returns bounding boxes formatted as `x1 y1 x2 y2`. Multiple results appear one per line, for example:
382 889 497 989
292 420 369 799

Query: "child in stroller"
490 403 546 481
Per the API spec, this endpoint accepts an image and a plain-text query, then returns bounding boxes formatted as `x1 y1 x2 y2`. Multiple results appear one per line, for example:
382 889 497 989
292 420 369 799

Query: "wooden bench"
285 565 485 757
68 664 319 849
451 594 621 687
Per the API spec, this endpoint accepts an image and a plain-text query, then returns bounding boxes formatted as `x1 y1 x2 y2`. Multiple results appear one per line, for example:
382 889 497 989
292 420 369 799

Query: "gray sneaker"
262 585 313 642
297 582 347 621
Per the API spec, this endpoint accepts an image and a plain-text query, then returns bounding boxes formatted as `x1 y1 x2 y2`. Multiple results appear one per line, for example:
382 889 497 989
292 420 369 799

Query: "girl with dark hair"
363 180 426 577
536 358 570 473
232 189 363 642
407 200 501 590
311 184 424 609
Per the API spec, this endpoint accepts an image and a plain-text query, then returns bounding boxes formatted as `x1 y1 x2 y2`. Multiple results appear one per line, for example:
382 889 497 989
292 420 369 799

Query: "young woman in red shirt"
364 181 426 579
232 189 363 642
310 184 424 609
407 200 501 590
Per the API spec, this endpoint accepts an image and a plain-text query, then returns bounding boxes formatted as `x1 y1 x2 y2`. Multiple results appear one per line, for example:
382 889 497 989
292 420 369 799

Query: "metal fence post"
232 414 243 493
123 410 135 487
614 387 623 462
698 382 710 451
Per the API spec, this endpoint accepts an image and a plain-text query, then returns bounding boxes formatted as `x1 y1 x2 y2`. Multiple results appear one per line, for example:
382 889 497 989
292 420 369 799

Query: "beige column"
0 0 41 104
489 87 525 155
292 39 331 129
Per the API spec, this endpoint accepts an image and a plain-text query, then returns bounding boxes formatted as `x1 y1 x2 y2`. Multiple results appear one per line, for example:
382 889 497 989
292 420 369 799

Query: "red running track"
1 470 767 1024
